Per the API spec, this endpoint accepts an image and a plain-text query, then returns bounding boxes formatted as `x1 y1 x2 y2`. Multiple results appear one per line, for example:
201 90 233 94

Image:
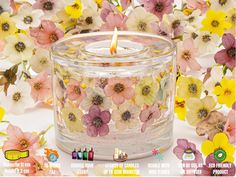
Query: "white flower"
210 0 235 12
194 31 220 55
112 102 140 130
184 9 202 28
126 7 158 33
29 48 51 73
0 80 34 114
3 34 34 63
13 5 44 30
0 0 11 13
80 87 111 111
183 26 199 40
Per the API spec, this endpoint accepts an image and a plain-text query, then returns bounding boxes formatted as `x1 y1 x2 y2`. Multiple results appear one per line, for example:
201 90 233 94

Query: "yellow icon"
4 150 29 161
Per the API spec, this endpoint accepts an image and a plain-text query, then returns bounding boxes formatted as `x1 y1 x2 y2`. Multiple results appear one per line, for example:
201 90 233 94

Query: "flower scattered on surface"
224 110 236 144
174 96 186 121
65 0 83 19
0 12 16 39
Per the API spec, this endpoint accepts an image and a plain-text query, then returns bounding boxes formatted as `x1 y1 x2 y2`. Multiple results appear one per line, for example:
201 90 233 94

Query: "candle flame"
110 27 118 55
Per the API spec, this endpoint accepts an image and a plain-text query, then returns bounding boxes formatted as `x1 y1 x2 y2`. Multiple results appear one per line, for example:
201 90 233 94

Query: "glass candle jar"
51 31 176 160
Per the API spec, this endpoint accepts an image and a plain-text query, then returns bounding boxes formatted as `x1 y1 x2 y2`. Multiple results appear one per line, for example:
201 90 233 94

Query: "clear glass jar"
51 31 176 160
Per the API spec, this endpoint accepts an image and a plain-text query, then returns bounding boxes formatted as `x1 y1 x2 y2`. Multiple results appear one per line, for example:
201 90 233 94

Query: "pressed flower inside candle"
110 27 118 55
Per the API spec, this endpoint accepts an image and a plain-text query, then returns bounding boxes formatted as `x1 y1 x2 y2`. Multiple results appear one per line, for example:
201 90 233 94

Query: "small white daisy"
184 9 202 28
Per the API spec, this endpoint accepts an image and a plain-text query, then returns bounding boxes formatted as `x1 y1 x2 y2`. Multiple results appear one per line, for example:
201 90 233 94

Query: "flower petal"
201 140 214 156
98 124 109 136
222 33 235 49
100 111 111 124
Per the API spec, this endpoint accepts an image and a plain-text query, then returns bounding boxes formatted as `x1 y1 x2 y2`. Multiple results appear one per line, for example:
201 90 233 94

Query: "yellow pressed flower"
201 10 231 36
201 133 235 162
112 166 140 177
0 12 17 39
0 107 5 122
95 0 103 8
174 96 186 121
56 10 77 32
61 102 84 132
135 77 159 106
65 0 83 19
186 96 216 126
213 77 236 108
177 76 202 100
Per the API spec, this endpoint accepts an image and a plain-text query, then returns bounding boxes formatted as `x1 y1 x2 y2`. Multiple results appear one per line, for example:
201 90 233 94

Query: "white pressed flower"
194 31 220 55
126 7 158 33
184 9 202 28
226 8 236 35
0 80 34 114
0 0 11 13
80 87 111 111
13 5 44 30
29 48 51 73
210 0 235 12
112 102 140 130
3 34 34 63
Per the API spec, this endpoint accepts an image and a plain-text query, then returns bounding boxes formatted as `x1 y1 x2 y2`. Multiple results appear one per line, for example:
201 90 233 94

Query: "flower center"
85 17 93 25
218 0 227 5
155 2 164 12
92 95 103 105
202 34 211 42
175 100 185 108
191 32 198 39
23 16 33 24
92 117 103 128
214 149 226 162
19 139 29 149
1 22 9 31
142 85 151 96
198 108 208 119
34 82 42 90
231 14 236 23
172 20 180 29
224 89 231 95
114 83 125 93
137 21 147 31
12 92 21 102
227 47 236 58
98 78 108 89
39 58 48 64
49 33 58 42
121 110 131 121
182 51 191 60
68 113 76 121
188 16 195 23
73 86 81 95
216 122 225 132
15 42 26 52
211 20 219 27
72 3 80 9
43 1 53 10
188 83 197 94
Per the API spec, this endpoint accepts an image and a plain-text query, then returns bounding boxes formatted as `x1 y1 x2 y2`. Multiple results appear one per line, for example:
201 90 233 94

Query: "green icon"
214 149 226 162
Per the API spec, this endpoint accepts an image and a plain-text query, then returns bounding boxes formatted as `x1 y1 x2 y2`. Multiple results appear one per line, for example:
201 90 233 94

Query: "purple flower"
214 33 236 69
196 154 235 176
140 0 173 20
173 139 203 169
82 105 111 137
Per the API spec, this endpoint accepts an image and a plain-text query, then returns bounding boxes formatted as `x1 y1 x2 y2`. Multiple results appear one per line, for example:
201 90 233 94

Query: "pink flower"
151 21 173 38
224 110 236 144
101 13 128 31
173 139 203 169
177 38 201 72
214 33 236 69
28 71 51 102
100 0 120 22
82 105 111 137
140 0 173 20
186 0 208 14
140 104 161 132
104 77 134 105
66 79 86 104
196 154 235 176
30 20 64 47
2 124 39 154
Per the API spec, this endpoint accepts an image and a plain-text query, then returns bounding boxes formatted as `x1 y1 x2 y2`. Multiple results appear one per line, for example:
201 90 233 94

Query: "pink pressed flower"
66 79 86 104
30 20 64 47
151 21 173 38
32 0 57 13
101 13 128 31
224 110 236 144
214 33 236 69
140 104 161 132
173 139 203 170
2 124 39 154
28 71 51 102
186 0 208 14
196 154 235 176
82 105 111 137
177 38 201 72
140 0 173 20
104 77 134 105
100 0 120 22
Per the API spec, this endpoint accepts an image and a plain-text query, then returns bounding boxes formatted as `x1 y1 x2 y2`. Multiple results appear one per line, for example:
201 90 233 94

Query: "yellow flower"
213 77 236 107
177 76 202 100
0 107 5 122
112 166 140 177
95 0 103 8
65 0 83 19
186 96 216 126
61 102 84 132
201 10 231 36
135 77 159 106
174 96 186 121
56 10 77 32
0 12 17 39
201 133 235 162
